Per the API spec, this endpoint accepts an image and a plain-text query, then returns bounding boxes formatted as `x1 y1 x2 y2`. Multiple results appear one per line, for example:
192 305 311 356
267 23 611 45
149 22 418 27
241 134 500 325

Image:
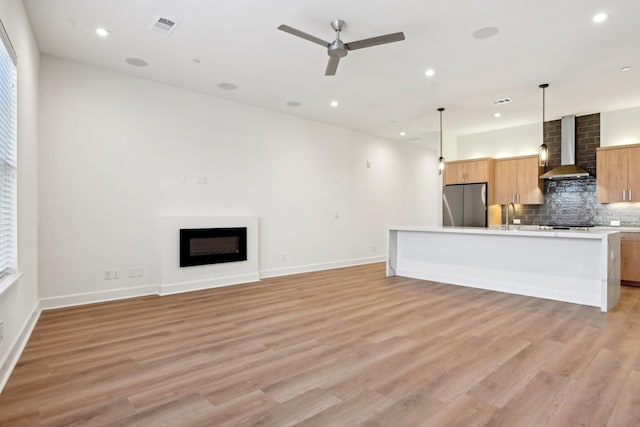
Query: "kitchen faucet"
505 202 515 230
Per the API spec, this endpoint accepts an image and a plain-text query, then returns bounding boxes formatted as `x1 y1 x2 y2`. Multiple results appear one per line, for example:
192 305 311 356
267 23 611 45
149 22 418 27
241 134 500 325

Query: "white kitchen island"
387 227 621 312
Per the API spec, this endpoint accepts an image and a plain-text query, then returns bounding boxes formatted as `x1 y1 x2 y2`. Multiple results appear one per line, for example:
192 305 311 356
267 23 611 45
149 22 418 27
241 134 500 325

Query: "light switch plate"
513 219 521 224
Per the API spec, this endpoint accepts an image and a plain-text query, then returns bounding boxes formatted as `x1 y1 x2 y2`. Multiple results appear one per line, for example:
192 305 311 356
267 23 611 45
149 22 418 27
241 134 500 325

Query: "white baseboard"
39 284 160 310
259 255 386 279
159 273 260 296
0 301 40 394
38 256 386 309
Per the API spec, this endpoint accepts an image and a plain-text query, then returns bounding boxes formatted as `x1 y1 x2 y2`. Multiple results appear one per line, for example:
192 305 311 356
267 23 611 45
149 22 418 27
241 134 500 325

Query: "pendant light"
538 83 549 167
437 107 445 174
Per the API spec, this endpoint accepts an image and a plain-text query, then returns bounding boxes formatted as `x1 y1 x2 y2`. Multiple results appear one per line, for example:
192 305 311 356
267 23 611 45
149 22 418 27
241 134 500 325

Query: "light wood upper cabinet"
597 144 640 203
444 158 495 205
494 158 518 205
462 160 490 184
628 147 640 201
444 162 465 185
494 155 543 205
444 158 494 185
517 155 545 204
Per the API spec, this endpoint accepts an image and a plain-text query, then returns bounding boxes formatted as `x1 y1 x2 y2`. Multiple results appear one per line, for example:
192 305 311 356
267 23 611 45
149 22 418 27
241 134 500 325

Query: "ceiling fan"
277 20 405 76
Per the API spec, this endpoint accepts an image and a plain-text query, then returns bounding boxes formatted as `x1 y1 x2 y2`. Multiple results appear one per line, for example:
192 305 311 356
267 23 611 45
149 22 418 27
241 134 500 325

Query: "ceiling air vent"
150 17 178 35
492 97 512 105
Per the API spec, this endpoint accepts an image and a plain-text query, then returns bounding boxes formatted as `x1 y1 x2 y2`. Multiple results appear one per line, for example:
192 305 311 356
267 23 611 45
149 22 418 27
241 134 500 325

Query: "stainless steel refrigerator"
442 183 488 227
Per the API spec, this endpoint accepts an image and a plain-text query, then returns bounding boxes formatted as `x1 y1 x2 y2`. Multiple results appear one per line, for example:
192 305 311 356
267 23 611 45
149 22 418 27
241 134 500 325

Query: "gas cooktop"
537 224 594 231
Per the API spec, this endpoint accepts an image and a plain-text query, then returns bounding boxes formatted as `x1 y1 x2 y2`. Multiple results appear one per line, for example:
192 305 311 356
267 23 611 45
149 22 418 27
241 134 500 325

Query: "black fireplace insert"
180 227 247 267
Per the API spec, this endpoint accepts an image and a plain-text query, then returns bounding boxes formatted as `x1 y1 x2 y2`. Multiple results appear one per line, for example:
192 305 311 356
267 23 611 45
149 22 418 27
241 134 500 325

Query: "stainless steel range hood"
539 115 590 180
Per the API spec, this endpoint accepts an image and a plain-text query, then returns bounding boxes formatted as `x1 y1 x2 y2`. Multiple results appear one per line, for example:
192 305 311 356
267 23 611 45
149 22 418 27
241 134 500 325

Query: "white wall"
0 0 40 388
455 107 640 160
456 123 541 160
601 106 640 147
38 56 439 304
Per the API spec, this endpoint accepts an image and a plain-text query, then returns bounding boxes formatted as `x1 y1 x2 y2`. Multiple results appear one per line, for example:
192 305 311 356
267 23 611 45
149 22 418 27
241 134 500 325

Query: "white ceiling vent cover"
150 17 178 35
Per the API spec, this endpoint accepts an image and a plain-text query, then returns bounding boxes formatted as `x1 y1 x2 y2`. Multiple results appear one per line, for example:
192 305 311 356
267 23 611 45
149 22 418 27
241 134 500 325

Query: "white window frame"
0 19 21 297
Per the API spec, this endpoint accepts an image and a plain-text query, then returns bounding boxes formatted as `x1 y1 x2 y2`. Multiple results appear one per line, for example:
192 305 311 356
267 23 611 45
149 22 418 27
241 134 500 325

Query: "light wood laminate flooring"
2 263 640 426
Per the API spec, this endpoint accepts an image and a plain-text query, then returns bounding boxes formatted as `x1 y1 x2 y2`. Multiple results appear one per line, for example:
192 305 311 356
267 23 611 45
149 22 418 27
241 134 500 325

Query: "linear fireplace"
180 227 247 267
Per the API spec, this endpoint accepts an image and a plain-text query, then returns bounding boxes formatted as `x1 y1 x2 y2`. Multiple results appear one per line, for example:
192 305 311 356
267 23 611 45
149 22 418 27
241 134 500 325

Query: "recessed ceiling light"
330 100 339 108
218 82 237 91
400 131 406 136
286 101 302 107
593 12 608 23
95 27 110 37
472 27 499 39
494 113 502 118
125 57 148 67
621 66 631 72
425 69 435 77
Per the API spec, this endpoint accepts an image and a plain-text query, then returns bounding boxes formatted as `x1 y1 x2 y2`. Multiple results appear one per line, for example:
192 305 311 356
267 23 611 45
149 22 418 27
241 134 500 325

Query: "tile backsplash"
499 112 640 227
504 178 640 227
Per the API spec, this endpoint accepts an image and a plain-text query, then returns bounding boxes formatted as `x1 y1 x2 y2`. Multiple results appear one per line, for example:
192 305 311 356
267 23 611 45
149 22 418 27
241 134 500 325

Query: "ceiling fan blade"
277 25 330 48
345 32 405 51
325 56 340 76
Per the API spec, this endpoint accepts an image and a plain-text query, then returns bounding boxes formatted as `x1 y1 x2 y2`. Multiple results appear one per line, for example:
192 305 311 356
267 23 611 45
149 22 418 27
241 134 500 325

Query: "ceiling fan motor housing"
329 40 348 57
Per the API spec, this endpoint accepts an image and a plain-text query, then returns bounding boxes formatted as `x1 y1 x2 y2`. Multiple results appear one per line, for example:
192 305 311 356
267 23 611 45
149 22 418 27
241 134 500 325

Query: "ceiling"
23 0 640 145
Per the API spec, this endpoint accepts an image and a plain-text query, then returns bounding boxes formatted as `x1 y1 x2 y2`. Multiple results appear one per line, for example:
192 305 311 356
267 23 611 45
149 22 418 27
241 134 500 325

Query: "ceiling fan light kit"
278 19 405 76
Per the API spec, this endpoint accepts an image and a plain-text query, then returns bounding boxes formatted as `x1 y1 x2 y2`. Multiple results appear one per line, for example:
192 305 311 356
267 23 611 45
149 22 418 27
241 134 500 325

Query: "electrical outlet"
103 270 112 280
611 220 621 226
113 269 120 279
128 266 145 278
513 219 521 225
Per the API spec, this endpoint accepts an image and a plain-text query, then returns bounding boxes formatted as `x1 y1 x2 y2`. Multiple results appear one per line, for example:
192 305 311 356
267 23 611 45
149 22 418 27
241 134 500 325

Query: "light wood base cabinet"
622 233 640 283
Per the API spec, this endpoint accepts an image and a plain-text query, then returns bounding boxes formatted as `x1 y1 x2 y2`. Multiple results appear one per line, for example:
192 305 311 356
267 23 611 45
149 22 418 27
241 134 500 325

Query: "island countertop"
388 225 620 240
387 226 621 312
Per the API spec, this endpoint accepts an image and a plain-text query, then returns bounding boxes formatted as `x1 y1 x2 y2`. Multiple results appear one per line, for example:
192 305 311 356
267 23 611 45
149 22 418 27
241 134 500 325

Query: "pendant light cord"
542 85 545 136
439 108 443 155
437 107 445 174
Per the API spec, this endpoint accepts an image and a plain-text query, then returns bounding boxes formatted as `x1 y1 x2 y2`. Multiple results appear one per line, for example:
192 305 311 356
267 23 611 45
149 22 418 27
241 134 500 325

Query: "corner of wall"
0 0 41 393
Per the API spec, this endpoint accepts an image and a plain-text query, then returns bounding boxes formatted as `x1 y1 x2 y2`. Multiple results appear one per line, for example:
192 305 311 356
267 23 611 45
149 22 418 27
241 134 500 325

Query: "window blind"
0 20 17 279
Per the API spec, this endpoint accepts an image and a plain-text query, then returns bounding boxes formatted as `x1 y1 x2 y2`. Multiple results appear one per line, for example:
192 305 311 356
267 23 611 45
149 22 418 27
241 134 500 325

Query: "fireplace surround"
158 215 259 295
